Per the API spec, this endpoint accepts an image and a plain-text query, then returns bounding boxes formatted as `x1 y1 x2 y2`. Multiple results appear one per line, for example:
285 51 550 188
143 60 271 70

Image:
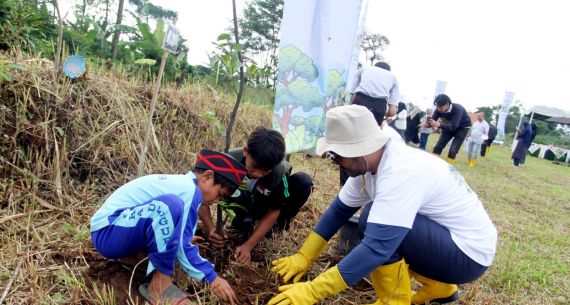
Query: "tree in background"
0 0 55 53
110 0 125 60
504 104 522 135
475 106 496 122
129 0 177 23
361 32 390 65
238 0 284 87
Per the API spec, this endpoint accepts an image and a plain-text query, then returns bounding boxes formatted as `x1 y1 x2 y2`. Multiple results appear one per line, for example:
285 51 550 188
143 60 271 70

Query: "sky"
61 0 570 112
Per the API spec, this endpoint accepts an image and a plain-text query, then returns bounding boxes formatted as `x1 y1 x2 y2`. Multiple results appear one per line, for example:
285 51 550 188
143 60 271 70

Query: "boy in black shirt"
427 94 472 164
198 127 314 264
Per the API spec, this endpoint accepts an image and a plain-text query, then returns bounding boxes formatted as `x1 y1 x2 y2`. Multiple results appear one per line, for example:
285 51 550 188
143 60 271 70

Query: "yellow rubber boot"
471 158 477 167
410 271 459 304
446 157 455 165
486 146 491 154
366 259 411 305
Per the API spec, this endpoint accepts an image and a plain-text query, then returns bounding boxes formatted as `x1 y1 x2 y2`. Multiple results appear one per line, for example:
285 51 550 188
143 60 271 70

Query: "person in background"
521 123 538 165
419 108 434 150
346 62 401 186
404 106 421 145
480 120 497 157
427 94 472 164
350 61 400 125
392 102 408 141
511 121 533 166
466 113 489 167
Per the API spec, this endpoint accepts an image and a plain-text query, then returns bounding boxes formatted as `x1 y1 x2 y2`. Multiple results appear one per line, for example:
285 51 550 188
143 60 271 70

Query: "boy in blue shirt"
90 149 247 305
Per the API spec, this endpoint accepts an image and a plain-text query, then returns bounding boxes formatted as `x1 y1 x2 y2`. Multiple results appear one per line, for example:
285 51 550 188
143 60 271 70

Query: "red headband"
197 152 247 184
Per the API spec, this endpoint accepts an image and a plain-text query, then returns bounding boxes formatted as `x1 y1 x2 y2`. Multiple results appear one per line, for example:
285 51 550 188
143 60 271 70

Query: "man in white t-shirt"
351 62 400 125
467 112 490 167
268 105 497 305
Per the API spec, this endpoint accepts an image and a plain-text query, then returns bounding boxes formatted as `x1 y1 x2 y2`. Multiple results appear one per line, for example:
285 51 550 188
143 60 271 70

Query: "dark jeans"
419 133 430 150
229 172 314 235
433 127 470 160
358 202 487 284
352 93 388 126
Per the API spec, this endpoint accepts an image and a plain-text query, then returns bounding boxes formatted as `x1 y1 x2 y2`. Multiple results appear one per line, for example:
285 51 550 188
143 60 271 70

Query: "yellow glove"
271 231 328 283
268 266 348 305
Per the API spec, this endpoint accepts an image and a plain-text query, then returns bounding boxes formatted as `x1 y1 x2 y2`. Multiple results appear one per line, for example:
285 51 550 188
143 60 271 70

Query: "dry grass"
1 51 568 305
0 51 269 304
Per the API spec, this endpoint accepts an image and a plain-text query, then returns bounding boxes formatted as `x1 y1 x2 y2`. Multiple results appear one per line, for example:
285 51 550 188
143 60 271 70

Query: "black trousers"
229 172 314 235
432 127 470 160
352 93 388 126
480 139 492 157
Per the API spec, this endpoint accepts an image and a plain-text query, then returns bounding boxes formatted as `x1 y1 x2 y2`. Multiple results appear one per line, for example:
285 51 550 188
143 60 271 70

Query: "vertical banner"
343 0 369 105
273 0 364 154
496 91 515 141
434 80 447 98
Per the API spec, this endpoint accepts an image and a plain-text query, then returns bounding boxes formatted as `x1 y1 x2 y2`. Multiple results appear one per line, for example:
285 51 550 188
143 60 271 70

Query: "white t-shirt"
471 120 490 144
339 140 497 266
394 109 408 130
351 66 400 105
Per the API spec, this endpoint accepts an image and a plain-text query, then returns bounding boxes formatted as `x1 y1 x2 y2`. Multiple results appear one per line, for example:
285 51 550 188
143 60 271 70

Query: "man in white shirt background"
467 112 490 167
350 62 400 125
342 62 401 186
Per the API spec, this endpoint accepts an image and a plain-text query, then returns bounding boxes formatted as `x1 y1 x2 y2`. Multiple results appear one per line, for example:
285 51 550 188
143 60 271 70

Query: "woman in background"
511 121 532 166
405 107 421 145
393 102 408 141
418 108 434 150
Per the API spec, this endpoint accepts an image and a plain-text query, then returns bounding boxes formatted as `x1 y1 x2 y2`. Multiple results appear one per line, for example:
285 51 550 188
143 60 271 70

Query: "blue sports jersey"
90 172 217 283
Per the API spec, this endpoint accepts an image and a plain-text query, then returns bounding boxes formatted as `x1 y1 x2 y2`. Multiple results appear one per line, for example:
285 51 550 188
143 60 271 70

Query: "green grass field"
445 141 570 304
282 137 570 304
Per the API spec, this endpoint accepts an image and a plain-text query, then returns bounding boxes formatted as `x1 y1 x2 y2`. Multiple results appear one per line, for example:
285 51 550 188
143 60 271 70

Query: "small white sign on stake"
163 24 180 53
138 23 180 176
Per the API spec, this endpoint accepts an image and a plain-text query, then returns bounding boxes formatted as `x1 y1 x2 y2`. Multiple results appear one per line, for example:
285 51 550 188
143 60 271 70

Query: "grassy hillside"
1 53 568 304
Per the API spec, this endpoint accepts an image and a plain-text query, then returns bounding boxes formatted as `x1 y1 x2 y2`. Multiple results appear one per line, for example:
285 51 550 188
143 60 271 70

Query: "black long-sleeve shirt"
488 125 497 142
432 103 472 133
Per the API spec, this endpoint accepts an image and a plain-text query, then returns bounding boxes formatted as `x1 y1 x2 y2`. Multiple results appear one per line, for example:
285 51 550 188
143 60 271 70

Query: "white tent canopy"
525 105 570 125
511 105 570 152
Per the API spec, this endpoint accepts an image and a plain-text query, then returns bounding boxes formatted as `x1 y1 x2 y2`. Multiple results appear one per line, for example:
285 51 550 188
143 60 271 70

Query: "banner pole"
511 109 525 150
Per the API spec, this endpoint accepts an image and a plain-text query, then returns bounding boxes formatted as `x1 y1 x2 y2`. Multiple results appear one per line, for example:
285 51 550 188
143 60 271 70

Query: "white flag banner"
434 80 447 98
343 0 369 105
496 91 515 141
273 0 364 154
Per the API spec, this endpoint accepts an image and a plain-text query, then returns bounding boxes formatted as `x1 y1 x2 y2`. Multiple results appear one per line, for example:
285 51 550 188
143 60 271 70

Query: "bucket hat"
316 105 390 157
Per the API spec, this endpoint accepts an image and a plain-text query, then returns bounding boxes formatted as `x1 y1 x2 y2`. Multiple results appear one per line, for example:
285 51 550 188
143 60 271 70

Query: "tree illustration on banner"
275 80 322 133
274 45 324 153
324 69 344 113
273 45 351 153
277 45 319 85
